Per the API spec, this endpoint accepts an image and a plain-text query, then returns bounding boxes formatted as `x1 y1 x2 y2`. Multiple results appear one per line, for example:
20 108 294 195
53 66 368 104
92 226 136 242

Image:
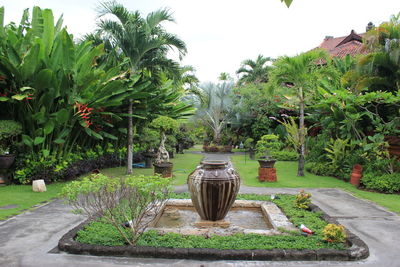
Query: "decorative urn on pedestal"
188 161 240 221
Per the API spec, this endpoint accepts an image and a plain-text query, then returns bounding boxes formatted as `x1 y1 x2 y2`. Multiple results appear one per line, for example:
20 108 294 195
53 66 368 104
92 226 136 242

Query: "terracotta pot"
0 154 16 169
153 162 173 178
188 161 240 221
350 164 363 187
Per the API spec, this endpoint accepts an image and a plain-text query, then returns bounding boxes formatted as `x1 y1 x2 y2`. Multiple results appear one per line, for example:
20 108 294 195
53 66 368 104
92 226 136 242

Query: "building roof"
317 30 368 58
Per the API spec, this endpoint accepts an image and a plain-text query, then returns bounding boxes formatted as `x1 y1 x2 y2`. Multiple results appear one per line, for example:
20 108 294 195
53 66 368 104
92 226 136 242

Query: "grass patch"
0 153 202 220
98 153 202 186
75 193 345 250
232 154 400 214
0 183 66 220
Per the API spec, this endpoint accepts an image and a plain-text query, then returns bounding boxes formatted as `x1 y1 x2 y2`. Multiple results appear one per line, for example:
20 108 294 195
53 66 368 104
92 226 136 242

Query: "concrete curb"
58 200 369 261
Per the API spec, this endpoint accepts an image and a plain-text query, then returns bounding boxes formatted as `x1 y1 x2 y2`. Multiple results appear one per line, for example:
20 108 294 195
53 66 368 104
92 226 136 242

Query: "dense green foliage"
75 194 345 250
362 172 400 193
0 120 22 153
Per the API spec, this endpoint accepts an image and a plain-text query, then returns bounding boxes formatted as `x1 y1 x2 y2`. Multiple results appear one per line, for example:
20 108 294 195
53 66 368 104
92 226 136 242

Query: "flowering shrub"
294 190 312 209
323 224 346 243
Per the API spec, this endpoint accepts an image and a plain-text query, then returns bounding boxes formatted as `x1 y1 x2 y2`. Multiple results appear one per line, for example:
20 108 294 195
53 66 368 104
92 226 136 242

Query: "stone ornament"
32 179 47 192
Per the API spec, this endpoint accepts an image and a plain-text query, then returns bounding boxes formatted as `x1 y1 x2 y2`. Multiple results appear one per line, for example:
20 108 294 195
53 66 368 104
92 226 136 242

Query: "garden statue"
150 116 178 178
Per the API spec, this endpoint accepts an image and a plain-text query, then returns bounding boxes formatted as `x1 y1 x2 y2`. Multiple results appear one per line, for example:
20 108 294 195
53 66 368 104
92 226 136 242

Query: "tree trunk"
213 128 221 145
297 90 305 177
126 99 133 174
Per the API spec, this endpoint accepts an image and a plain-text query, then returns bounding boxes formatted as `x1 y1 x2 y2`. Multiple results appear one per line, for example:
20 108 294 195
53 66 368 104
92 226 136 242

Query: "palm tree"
195 82 234 144
272 49 328 176
236 55 273 85
97 1 187 174
218 72 232 81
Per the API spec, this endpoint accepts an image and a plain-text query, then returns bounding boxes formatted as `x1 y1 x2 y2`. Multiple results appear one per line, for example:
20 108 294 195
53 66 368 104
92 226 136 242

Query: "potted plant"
0 120 22 185
256 134 281 168
0 120 22 169
140 127 159 168
150 116 178 178
244 138 255 160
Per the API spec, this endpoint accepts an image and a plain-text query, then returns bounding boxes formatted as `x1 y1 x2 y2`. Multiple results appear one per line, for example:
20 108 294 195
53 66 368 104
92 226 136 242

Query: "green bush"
255 134 283 158
62 174 172 245
305 162 337 177
270 150 298 161
362 172 400 193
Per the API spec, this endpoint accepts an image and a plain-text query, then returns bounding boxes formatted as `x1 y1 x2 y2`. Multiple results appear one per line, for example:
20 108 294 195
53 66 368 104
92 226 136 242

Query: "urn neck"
201 161 227 169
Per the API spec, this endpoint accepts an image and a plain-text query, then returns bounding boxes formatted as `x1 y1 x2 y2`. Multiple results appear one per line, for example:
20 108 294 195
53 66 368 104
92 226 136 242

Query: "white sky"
1 0 400 83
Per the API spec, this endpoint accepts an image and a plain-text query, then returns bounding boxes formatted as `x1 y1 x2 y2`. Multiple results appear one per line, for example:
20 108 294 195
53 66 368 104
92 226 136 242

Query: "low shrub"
362 172 400 193
323 224 346 243
294 190 312 209
62 174 172 245
305 162 337 177
270 150 298 161
14 147 137 184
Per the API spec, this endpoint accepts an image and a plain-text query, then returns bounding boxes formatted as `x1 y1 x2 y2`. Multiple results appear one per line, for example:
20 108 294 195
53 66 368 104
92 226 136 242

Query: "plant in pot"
139 127 159 168
150 116 178 178
244 137 255 160
256 134 282 168
0 120 22 185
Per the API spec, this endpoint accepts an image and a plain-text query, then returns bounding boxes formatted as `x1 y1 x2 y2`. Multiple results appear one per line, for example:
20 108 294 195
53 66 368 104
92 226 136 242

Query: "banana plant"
0 7 151 157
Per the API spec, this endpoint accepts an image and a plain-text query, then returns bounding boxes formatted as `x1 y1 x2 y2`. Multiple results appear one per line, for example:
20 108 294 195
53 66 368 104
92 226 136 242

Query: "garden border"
58 201 369 261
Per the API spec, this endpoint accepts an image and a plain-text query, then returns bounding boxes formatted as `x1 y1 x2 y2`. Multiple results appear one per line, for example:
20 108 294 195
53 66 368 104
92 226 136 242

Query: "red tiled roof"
317 30 368 58
329 40 368 58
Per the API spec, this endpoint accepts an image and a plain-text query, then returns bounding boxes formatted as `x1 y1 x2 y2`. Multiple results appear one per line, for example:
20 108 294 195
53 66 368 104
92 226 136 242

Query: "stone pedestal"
258 167 277 182
32 179 47 192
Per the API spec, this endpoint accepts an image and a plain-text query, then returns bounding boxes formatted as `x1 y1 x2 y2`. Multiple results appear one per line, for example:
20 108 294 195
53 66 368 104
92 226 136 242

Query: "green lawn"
232 154 400 214
0 183 66 220
99 152 203 185
0 152 203 220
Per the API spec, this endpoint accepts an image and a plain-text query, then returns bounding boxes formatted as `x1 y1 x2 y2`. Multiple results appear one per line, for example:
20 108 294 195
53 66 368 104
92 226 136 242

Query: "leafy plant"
362 172 400 193
294 190 312 209
255 134 282 158
244 138 254 149
61 174 172 245
323 224 346 243
270 150 298 161
0 120 22 154
324 138 353 174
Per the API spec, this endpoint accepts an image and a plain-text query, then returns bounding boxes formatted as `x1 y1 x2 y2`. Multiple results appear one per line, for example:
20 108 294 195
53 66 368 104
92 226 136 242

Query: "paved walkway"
1 153 400 267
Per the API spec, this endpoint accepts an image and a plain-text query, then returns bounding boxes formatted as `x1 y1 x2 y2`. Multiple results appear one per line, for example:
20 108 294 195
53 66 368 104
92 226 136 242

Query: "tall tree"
97 1 187 174
272 50 328 176
236 55 273 85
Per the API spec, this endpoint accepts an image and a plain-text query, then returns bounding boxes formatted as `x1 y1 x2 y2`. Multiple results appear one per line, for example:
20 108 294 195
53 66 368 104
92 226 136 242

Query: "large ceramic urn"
188 161 240 221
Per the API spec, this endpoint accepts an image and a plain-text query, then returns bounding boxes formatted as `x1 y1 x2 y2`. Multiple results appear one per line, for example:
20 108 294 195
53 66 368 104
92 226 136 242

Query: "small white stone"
32 179 46 192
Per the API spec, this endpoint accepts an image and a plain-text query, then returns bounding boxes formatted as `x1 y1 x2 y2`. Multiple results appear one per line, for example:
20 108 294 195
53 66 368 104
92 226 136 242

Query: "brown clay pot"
153 162 173 178
350 164 363 187
188 161 240 221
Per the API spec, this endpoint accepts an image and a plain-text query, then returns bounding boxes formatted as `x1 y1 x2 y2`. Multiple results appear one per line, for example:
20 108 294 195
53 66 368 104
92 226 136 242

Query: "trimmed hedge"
362 172 400 193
